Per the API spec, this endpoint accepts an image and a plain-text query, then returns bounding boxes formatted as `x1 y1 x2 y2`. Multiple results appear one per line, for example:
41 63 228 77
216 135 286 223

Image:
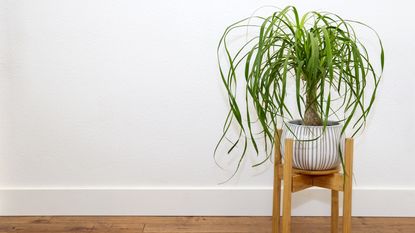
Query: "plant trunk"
304 90 323 126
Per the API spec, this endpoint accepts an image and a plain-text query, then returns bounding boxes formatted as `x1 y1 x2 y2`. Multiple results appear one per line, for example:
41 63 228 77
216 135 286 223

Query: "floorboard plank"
0 216 413 233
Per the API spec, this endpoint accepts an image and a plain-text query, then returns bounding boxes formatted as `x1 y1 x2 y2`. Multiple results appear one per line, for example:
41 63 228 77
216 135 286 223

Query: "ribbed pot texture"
280 120 344 170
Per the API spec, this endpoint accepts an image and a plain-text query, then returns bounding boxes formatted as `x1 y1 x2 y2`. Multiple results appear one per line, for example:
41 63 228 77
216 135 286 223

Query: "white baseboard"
0 187 413 216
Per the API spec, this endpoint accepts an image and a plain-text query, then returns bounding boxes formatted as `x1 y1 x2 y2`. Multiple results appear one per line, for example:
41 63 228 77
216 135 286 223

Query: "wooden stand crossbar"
272 129 354 233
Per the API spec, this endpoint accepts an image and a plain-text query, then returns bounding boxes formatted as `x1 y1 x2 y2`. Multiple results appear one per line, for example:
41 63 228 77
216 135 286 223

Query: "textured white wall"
0 0 414 215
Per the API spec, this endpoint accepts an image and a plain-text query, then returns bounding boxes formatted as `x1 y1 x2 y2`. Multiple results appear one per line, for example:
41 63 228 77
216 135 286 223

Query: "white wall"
0 0 414 216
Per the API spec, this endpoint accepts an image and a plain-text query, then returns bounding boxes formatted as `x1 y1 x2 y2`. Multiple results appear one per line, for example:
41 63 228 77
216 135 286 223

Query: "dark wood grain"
0 216 413 233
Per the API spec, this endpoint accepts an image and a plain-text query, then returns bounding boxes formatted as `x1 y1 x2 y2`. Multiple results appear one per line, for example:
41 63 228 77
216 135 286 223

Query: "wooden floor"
0 216 414 233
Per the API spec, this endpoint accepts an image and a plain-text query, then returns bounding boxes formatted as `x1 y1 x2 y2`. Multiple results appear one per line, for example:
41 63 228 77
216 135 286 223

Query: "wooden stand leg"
343 139 354 233
331 190 339 233
272 131 282 233
272 174 281 233
282 139 293 233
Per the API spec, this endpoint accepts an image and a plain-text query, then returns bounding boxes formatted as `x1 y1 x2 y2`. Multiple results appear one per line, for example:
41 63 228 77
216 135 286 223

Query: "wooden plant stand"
272 130 354 233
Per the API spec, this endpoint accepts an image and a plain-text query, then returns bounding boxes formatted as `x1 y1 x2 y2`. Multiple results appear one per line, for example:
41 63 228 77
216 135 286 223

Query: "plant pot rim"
285 119 343 128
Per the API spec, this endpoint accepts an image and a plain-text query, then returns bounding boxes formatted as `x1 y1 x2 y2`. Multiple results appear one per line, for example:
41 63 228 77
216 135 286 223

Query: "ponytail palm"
216 6 384 173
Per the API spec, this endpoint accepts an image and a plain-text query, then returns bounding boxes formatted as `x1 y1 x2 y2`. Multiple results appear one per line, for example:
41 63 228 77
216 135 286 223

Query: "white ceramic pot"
280 120 344 170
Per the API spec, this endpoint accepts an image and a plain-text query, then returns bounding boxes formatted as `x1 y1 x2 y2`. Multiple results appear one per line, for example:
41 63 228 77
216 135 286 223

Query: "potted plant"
215 6 384 175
